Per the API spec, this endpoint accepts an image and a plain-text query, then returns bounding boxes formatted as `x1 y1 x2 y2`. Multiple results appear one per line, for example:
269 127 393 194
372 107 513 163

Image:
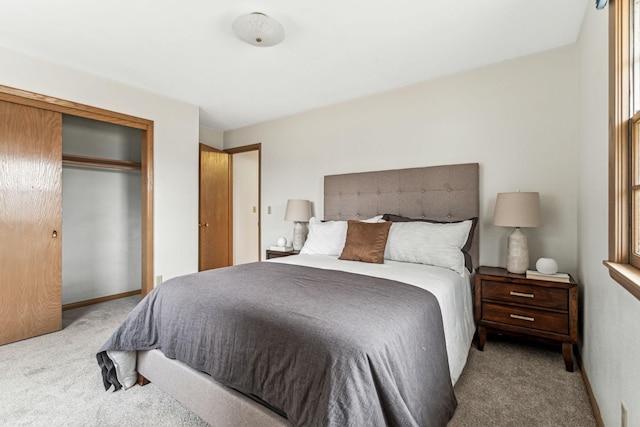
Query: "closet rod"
62 154 142 171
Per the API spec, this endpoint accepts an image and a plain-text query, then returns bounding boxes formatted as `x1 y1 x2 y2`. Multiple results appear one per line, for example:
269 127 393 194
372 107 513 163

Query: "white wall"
577 6 640 427
0 46 200 283
199 126 224 150
225 46 579 274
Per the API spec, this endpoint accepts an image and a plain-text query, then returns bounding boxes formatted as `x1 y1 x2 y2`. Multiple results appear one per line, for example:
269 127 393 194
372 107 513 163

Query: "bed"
97 163 479 427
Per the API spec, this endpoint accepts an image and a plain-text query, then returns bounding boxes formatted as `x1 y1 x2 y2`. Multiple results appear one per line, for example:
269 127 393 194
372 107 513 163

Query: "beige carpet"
0 296 596 426
450 336 596 426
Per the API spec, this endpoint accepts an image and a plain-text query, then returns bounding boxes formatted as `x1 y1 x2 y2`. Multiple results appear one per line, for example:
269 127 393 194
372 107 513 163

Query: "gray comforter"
97 262 456 427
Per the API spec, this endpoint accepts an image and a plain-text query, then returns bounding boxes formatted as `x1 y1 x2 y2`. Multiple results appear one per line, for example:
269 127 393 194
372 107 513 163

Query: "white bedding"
269 254 475 385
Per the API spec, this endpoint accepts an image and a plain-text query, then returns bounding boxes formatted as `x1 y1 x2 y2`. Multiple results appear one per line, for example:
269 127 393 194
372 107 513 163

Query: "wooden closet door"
0 100 62 345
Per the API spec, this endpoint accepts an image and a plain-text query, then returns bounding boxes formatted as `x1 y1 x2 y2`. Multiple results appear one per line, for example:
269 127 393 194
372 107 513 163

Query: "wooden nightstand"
474 266 578 372
265 249 299 260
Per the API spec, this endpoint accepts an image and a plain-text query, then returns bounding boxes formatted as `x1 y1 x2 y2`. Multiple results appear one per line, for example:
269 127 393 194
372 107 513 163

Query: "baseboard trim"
62 290 141 311
576 349 604 427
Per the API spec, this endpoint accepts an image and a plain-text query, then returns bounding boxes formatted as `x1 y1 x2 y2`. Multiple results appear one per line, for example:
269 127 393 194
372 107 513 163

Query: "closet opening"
61 115 143 310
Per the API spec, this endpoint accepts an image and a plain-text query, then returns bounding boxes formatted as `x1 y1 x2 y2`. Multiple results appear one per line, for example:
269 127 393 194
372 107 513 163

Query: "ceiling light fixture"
232 12 284 47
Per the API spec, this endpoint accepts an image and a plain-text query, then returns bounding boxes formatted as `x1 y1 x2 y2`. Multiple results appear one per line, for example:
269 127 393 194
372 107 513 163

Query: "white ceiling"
0 0 588 131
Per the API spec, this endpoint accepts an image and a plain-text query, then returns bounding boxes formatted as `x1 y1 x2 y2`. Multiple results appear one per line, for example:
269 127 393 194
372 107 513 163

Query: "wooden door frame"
0 84 155 297
225 143 262 261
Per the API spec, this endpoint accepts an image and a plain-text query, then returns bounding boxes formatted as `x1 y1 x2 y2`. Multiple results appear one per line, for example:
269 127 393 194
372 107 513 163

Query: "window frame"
631 111 640 268
606 0 640 301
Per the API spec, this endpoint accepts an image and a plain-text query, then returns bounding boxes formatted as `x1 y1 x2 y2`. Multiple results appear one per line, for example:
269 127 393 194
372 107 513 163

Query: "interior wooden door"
199 144 231 271
0 100 62 345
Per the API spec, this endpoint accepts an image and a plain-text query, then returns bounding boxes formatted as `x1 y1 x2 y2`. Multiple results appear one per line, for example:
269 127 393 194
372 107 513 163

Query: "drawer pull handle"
510 314 535 322
510 291 534 298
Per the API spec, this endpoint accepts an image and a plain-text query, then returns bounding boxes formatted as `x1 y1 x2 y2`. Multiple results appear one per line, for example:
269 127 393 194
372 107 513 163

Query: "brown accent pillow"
381 214 478 272
339 220 392 264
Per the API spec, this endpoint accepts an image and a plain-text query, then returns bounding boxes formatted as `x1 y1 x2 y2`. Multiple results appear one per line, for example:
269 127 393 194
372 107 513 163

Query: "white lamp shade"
232 12 285 47
493 192 542 228
284 199 311 222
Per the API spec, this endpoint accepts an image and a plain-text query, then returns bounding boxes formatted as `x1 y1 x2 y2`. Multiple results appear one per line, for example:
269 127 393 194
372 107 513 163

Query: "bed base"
137 349 289 426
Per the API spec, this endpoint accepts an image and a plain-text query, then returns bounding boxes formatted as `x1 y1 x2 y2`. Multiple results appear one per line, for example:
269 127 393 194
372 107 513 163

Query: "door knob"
198 223 209 228
52 230 58 238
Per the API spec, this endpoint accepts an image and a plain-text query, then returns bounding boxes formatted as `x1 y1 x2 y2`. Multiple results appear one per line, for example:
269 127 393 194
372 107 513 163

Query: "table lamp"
493 192 542 274
284 199 311 250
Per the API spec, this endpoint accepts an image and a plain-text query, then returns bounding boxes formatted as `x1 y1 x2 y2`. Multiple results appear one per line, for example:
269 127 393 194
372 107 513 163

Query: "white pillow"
384 220 472 275
106 350 137 390
360 214 385 223
300 217 348 256
300 215 385 256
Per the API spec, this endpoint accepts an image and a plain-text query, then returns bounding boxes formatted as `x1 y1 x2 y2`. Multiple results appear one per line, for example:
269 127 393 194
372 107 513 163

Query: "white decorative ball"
276 236 287 247
536 257 558 275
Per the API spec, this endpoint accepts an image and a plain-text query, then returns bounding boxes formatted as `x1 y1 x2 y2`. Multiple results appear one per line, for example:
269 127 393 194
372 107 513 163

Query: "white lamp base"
506 227 529 274
292 222 307 251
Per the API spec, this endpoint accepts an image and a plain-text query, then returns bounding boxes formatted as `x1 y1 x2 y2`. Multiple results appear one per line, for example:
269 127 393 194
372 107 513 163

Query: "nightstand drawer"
482 302 569 334
482 281 568 310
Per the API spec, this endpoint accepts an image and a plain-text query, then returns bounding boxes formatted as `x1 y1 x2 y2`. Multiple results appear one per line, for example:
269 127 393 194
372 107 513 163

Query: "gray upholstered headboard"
324 163 480 269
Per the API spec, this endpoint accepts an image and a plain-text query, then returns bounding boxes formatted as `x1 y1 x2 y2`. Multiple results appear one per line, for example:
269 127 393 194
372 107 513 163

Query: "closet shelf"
62 154 142 171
